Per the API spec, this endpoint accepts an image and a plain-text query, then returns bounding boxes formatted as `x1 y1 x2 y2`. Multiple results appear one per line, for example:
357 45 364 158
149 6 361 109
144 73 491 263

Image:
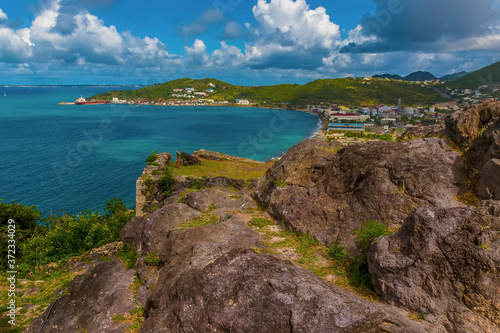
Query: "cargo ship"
75 96 110 105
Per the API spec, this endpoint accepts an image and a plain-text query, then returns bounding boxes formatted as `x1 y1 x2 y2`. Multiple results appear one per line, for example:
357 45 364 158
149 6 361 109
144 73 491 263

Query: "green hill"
403 71 437 82
439 61 500 90
440 71 468 81
91 77 446 108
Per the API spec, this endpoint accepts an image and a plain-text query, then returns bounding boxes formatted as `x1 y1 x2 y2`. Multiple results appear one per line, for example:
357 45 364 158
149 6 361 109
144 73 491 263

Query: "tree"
0 200 40 229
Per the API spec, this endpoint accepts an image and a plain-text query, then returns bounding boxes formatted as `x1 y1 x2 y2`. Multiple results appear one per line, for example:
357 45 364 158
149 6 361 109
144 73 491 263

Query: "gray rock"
467 117 500 172
120 203 200 255
140 216 431 333
445 99 500 148
183 188 256 212
368 207 500 332
255 138 466 250
180 151 201 165
401 124 445 139
481 200 500 217
476 159 500 200
193 149 264 163
26 258 136 333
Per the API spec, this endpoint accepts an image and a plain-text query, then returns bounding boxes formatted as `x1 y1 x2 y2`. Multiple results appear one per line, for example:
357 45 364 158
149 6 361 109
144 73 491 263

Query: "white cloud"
0 0 182 74
252 0 340 49
185 39 209 66
0 27 33 62
0 8 8 21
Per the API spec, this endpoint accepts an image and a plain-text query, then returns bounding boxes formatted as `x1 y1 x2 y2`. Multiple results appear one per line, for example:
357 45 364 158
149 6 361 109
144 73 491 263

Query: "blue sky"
0 0 499 85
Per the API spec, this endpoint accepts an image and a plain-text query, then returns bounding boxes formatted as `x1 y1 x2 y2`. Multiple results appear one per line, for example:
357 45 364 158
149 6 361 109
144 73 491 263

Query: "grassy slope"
91 77 446 108
170 158 274 180
439 61 500 90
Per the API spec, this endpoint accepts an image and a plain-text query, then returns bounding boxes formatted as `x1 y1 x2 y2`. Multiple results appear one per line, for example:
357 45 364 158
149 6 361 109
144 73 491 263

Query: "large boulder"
136 152 173 216
443 100 500 200
368 207 500 332
255 138 466 250
401 124 445 139
475 159 500 200
193 149 264 163
140 215 431 333
26 258 136 333
120 203 200 255
466 115 500 171
445 99 500 148
182 187 256 212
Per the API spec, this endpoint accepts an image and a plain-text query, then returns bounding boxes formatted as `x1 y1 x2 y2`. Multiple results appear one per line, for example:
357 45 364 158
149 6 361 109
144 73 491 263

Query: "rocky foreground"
27 100 500 332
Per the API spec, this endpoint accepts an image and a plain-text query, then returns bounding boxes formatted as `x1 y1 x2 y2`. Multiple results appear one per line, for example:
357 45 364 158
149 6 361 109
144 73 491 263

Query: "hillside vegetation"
91 77 446 108
439 61 500 90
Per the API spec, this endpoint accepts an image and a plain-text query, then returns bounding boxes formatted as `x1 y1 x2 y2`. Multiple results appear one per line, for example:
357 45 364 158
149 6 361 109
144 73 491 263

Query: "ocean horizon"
0 86 321 217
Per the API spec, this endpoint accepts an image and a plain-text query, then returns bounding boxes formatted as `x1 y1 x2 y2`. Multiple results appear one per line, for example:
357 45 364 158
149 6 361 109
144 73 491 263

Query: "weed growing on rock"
176 206 218 230
146 151 158 165
177 188 201 204
189 178 204 190
117 245 138 269
353 220 392 252
250 217 273 228
144 253 162 266
326 239 348 264
269 179 286 187
324 221 392 290
159 166 175 198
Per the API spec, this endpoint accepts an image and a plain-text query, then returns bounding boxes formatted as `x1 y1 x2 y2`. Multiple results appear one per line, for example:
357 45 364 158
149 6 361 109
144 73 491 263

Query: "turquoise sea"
0 86 320 217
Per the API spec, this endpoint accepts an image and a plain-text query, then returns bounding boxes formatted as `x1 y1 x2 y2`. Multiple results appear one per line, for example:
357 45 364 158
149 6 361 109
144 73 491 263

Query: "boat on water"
75 96 110 105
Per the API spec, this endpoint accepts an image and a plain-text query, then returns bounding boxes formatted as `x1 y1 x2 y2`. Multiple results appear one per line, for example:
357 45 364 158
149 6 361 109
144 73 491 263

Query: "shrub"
325 221 392 290
146 151 158 165
0 200 41 229
326 239 348 263
15 198 133 276
117 245 138 269
190 178 203 190
352 220 392 252
159 166 175 198
145 253 162 266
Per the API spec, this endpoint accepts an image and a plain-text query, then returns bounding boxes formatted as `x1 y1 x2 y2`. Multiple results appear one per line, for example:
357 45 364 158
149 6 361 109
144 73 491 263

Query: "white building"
236 99 250 105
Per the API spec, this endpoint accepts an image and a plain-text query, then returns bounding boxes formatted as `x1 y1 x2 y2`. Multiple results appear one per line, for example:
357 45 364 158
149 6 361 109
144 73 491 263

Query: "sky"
0 0 499 85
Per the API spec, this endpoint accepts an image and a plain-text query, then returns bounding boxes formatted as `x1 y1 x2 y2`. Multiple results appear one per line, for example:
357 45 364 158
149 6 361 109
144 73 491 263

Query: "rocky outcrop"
120 203 201 255
26 257 137 333
123 185 258 256
444 99 500 148
29 183 434 332
139 214 430 333
400 124 445 139
193 149 264 163
442 99 500 200
135 153 172 216
255 138 466 250
368 207 500 332
180 151 201 165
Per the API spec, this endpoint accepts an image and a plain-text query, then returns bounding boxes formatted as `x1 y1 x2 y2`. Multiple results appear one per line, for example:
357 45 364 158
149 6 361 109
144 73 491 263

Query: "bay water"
0 86 320 217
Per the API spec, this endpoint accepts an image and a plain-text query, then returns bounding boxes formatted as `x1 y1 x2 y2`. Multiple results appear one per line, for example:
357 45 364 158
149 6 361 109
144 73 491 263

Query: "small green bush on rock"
159 166 175 197
145 253 162 266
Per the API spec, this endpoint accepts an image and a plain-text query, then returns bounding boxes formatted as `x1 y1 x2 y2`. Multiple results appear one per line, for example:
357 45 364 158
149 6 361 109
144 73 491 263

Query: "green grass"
117 245 139 269
176 205 219 230
249 216 394 300
177 188 201 203
0 262 84 332
112 315 126 322
170 159 274 180
144 253 162 267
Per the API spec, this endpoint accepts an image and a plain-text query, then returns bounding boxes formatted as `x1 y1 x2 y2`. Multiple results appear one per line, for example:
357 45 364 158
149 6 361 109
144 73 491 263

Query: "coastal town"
69 71 499 146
